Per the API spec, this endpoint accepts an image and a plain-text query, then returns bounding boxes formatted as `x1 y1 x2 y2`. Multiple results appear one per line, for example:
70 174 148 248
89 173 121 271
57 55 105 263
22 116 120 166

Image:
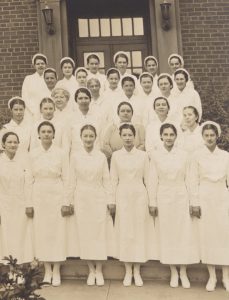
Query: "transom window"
78 17 144 38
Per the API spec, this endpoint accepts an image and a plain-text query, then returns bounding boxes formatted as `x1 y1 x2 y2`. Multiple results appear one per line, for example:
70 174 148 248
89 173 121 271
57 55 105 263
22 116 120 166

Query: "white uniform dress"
68 148 114 260
22 72 49 120
30 144 68 262
189 146 229 265
0 153 33 264
178 125 204 154
149 146 199 264
111 147 158 262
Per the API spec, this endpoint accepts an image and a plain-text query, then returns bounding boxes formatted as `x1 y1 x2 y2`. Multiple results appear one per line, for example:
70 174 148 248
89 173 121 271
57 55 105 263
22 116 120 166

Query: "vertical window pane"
132 51 142 67
89 19 100 37
111 18 121 36
100 19 110 37
78 19 88 37
133 18 144 35
122 18 133 36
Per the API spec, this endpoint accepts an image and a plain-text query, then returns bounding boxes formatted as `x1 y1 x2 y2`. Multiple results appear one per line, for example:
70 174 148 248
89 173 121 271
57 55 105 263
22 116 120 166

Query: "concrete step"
61 258 223 282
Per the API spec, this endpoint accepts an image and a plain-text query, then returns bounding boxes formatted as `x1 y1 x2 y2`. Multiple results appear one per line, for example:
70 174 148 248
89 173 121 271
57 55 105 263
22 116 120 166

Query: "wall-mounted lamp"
160 0 172 31
42 5 55 35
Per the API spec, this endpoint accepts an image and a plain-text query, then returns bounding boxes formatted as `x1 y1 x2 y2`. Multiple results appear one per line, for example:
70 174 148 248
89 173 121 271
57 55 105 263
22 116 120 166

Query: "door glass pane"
89 19 100 37
132 51 142 67
100 19 110 37
78 19 88 37
122 18 133 36
84 52 105 69
111 18 121 36
133 17 144 35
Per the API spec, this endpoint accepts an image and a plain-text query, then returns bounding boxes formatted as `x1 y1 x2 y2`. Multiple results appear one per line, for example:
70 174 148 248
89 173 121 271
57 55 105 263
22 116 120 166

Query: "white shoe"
170 273 179 288
52 271 61 287
133 271 143 287
206 278 217 292
123 273 132 287
180 274 190 289
223 280 229 292
87 272 96 286
95 271 104 286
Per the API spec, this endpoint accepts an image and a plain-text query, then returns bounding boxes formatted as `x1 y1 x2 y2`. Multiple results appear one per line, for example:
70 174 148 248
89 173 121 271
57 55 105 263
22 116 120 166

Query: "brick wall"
179 0 229 96
0 0 39 113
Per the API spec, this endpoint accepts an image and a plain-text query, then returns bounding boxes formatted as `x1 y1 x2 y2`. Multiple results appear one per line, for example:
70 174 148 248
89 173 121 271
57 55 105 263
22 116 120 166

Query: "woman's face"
3 134 19 156
44 72 57 90
158 77 172 94
120 128 135 147
154 99 169 117
81 129 96 149
161 127 177 148
118 104 133 123
88 80 100 97
40 102 55 120
62 63 73 78
53 91 68 110
202 129 217 148
183 108 198 128
76 71 87 87
145 59 158 76
38 125 54 143
11 104 25 123
140 77 153 94
169 57 181 73
88 58 99 74
77 92 91 109
34 59 46 75
122 80 135 97
115 57 128 75
108 73 120 90
175 73 186 91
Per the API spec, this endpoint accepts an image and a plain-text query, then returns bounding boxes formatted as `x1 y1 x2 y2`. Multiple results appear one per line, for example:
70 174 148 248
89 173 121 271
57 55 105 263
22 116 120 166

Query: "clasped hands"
190 206 201 219
149 206 158 218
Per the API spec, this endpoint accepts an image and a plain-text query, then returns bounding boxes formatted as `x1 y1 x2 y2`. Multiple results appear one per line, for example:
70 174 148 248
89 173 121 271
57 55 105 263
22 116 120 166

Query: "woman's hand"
107 204 116 217
61 205 74 217
190 206 201 218
26 207 34 218
149 206 158 217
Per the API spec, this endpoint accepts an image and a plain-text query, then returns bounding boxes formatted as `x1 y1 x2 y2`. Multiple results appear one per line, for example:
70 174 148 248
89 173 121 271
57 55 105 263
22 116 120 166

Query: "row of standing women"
0 52 228 293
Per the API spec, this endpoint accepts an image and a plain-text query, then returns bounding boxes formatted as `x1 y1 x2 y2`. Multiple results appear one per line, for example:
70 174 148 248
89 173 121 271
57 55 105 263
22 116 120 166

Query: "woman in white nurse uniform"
149 123 199 289
43 68 58 97
68 124 114 286
189 121 229 292
22 53 48 120
30 121 69 287
110 124 157 287
0 132 33 264
143 56 160 95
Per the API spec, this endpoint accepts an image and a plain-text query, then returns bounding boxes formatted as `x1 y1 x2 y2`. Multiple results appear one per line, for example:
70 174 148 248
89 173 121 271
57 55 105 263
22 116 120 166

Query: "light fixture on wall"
160 0 171 31
42 4 55 35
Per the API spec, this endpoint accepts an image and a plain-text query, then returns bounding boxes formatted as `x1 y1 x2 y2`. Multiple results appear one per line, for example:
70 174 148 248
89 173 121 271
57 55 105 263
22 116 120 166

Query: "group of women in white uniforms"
0 51 229 293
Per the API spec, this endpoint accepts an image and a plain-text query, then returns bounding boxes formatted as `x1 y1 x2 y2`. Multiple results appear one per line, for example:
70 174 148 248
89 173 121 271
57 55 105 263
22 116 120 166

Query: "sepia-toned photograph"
0 0 229 299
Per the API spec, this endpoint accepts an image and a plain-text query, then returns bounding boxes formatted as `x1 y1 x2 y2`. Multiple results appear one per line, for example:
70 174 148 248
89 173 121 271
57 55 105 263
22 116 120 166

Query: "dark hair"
40 97 55 110
44 68 57 79
74 88 92 102
160 123 177 136
2 131 19 144
169 55 182 65
183 106 199 123
144 57 158 66
37 121 55 135
9 98 25 110
87 54 100 64
202 124 219 138
153 97 170 110
80 124 97 138
114 53 128 64
117 101 133 115
174 69 188 82
75 69 87 76
60 59 75 70
34 55 47 65
140 73 153 83
119 123 136 137
121 76 135 87
157 75 173 89
106 68 120 79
